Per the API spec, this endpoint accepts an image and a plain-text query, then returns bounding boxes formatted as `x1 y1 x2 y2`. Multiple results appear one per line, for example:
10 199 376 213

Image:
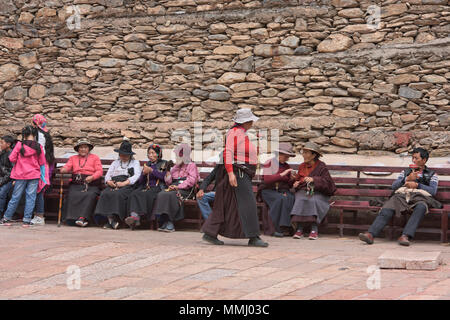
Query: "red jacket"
224 125 257 173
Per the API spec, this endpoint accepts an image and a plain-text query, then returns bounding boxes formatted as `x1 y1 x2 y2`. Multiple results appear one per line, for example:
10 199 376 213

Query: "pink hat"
32 114 48 132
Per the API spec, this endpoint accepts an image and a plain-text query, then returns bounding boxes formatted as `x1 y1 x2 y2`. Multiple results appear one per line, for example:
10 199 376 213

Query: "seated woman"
153 143 199 232
60 139 103 227
125 144 171 230
94 139 141 229
259 143 296 237
290 142 336 240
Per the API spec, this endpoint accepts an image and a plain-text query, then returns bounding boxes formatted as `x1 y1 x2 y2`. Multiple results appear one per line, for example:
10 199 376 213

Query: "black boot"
202 233 224 245
248 236 269 247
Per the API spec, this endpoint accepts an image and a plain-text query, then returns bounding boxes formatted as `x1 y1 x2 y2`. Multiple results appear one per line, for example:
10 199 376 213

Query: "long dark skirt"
261 189 295 233
94 186 134 221
128 186 161 220
64 184 100 222
152 188 194 222
290 190 330 224
202 166 260 239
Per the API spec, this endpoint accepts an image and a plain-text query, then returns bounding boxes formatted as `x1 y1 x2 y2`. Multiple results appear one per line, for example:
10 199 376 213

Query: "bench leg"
441 212 448 243
339 209 344 237
352 210 358 224
198 204 202 231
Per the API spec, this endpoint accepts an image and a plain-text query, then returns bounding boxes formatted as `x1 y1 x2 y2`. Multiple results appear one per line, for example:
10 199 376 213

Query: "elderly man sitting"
359 147 441 246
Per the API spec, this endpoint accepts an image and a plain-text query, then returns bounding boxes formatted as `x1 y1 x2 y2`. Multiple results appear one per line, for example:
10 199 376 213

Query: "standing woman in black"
201 108 268 247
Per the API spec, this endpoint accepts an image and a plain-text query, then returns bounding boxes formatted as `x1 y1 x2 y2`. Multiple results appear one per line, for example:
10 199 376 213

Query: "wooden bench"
326 165 450 243
45 159 450 243
45 159 268 231
258 164 450 243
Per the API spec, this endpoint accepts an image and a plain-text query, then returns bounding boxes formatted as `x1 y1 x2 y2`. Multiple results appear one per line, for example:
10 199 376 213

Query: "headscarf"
32 114 48 132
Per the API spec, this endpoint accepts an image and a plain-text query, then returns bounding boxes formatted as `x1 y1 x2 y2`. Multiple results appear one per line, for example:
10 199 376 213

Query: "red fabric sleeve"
91 155 103 180
63 156 74 173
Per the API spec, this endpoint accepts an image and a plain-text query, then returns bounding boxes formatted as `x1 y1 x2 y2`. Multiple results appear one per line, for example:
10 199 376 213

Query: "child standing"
0 135 15 216
0 126 46 227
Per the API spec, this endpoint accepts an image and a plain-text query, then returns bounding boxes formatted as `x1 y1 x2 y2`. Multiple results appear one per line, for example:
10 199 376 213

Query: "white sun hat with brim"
232 108 259 124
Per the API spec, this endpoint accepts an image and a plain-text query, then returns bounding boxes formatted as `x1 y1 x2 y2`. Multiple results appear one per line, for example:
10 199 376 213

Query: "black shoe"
75 217 88 228
248 236 269 247
273 231 284 238
202 234 224 245
0 218 12 226
103 222 112 229
22 221 34 228
111 220 120 230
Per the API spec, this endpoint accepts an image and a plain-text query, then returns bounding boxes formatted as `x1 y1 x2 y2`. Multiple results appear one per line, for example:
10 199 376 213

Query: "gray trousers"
368 203 427 238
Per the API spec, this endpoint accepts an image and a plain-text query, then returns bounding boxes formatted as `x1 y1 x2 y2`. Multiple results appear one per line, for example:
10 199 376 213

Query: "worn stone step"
378 250 442 270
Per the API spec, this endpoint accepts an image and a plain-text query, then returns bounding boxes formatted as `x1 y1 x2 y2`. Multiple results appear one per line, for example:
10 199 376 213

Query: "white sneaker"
31 215 45 225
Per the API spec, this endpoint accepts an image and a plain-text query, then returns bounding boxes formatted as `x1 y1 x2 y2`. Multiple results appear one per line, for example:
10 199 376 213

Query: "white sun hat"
232 108 259 124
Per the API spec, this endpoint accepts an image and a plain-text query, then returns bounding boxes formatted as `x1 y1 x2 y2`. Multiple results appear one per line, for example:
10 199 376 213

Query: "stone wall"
0 0 449 156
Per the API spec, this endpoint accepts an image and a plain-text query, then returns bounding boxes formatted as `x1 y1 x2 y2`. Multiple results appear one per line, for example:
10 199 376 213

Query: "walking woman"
31 114 55 226
290 142 336 240
60 139 103 227
125 144 170 230
94 139 141 229
258 143 296 237
0 126 46 227
152 143 198 232
201 108 268 247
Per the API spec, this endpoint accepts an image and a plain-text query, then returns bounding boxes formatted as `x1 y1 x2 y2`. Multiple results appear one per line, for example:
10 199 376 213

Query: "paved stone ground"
0 222 449 300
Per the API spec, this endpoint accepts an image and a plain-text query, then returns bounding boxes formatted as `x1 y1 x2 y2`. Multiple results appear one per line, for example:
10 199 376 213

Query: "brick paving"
0 222 449 300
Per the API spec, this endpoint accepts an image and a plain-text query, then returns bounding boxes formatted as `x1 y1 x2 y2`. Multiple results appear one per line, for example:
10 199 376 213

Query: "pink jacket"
9 141 46 180
165 162 199 190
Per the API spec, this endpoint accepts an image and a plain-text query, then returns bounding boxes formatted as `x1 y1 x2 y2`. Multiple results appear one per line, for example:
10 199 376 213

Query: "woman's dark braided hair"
20 126 41 157
34 126 55 164
147 143 162 161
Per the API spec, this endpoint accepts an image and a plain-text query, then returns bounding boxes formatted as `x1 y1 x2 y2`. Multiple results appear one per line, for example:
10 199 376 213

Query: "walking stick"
57 176 63 227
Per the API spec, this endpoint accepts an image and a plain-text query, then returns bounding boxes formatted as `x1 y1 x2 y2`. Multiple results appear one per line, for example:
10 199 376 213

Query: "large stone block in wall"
4 87 27 101
0 37 23 49
217 73 246 85
213 46 244 55
19 52 38 69
0 0 16 14
99 58 126 67
49 83 72 96
398 86 423 99
332 0 358 8
29 85 47 99
201 100 235 111
271 56 311 69
156 24 188 34
387 74 420 85
317 34 353 53
381 4 408 18
0 64 20 83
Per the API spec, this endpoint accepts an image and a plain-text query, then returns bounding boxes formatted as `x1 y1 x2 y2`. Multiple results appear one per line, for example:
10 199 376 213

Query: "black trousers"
368 203 427 238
